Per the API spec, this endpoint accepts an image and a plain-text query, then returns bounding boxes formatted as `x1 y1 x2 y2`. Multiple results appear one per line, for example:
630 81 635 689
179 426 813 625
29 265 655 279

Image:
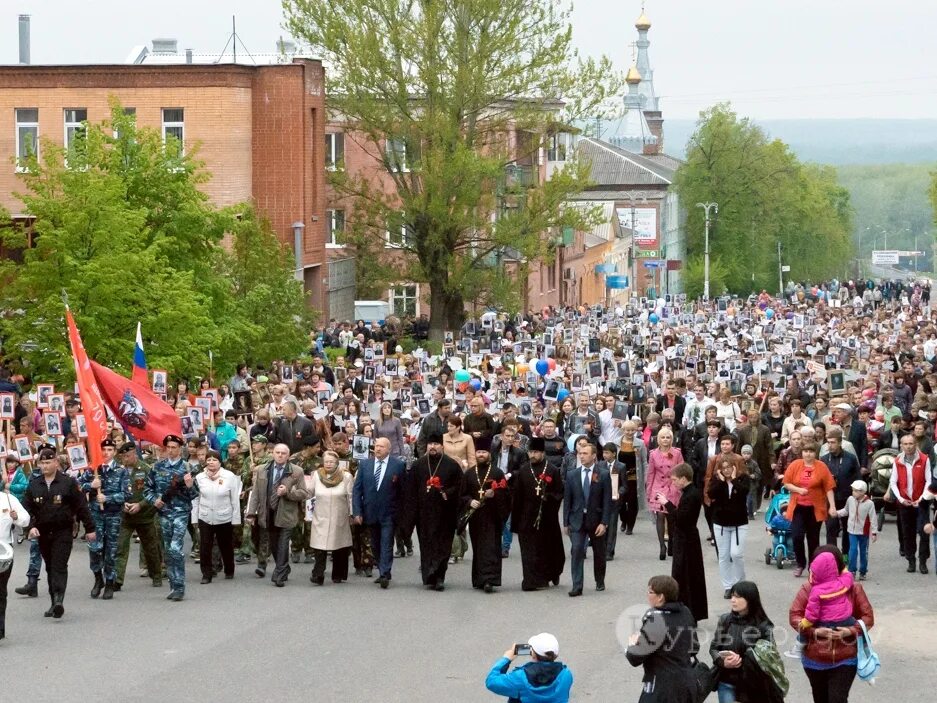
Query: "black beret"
101 439 116 449
118 441 137 454
302 434 321 447
37 448 57 460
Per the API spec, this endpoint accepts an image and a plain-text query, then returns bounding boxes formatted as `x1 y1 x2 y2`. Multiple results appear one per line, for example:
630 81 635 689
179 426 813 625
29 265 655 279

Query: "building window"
547 261 557 290
326 209 346 247
547 133 569 162
385 137 419 173
63 109 88 150
161 108 184 154
390 285 418 317
325 132 344 171
15 108 39 170
385 213 412 248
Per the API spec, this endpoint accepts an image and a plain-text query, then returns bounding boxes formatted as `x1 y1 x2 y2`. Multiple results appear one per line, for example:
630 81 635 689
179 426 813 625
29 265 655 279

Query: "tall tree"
285 0 621 339
0 103 311 384
675 104 853 295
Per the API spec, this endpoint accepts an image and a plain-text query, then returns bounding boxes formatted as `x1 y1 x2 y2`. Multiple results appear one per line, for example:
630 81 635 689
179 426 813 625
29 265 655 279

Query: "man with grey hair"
273 400 317 454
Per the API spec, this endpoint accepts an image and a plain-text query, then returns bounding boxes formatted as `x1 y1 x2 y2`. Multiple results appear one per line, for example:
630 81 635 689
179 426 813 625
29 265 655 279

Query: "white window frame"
63 108 88 151
385 214 411 248
547 132 570 162
325 132 344 171
385 137 410 173
326 209 346 248
15 108 39 172
161 107 185 153
389 284 419 317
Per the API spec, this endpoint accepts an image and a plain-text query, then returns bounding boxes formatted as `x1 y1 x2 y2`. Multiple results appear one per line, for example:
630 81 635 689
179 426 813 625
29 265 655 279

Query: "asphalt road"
2 511 934 702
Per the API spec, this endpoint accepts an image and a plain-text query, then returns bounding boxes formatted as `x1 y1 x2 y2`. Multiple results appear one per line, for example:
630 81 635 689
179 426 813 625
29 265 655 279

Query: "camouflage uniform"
79 462 130 586
185 460 202 559
289 451 321 562
115 458 163 587
337 450 374 573
239 450 270 559
144 458 198 596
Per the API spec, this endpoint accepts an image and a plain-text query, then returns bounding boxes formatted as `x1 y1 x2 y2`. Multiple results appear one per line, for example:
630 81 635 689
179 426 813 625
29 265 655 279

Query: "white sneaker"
783 641 805 659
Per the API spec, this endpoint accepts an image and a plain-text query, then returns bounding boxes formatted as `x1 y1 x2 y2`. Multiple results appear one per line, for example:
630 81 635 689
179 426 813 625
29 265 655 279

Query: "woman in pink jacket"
646 426 683 561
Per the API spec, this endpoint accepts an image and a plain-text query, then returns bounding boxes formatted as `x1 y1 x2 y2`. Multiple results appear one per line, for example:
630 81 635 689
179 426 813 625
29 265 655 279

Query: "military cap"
162 434 184 447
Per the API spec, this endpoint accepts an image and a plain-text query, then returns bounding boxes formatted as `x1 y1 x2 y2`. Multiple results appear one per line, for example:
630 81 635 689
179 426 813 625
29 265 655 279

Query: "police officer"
79 439 130 600
144 434 198 602
22 446 96 619
289 435 322 564
114 442 163 589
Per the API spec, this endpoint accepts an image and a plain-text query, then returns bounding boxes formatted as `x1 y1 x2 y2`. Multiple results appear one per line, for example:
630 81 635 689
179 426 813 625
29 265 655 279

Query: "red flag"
65 309 108 470
89 361 182 446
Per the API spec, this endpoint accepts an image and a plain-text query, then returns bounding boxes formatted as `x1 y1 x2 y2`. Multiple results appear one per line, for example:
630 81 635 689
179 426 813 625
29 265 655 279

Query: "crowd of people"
3 275 934 701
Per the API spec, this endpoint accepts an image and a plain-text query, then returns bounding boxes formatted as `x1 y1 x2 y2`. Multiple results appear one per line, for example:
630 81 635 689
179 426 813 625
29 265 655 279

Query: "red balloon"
547 358 557 371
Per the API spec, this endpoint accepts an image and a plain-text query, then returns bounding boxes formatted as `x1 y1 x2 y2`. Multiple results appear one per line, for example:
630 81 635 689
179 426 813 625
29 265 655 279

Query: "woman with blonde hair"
308 450 354 585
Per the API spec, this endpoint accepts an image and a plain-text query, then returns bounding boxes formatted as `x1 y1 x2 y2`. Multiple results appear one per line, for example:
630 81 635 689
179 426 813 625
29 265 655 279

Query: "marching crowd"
1 276 934 701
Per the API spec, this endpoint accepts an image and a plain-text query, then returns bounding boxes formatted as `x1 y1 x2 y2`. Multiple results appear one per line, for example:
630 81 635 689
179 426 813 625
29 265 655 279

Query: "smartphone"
514 643 532 656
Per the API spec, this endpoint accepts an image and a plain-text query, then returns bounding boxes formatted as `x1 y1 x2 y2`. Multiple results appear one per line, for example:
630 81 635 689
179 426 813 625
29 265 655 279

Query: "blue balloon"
557 388 570 402
535 359 549 376
765 308 775 319
469 378 482 391
648 313 659 324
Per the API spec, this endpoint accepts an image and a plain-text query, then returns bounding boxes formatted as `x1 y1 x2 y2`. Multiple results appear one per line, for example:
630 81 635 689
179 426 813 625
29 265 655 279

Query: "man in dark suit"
352 437 406 589
655 381 687 426
273 401 318 454
563 443 613 597
490 421 530 558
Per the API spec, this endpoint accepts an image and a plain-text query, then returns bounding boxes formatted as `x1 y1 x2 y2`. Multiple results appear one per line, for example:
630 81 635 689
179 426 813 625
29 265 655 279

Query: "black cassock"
664 483 708 622
405 452 463 586
460 463 511 589
510 459 566 590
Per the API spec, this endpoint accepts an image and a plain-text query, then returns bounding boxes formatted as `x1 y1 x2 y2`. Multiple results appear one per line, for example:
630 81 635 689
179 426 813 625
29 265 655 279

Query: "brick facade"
0 60 328 310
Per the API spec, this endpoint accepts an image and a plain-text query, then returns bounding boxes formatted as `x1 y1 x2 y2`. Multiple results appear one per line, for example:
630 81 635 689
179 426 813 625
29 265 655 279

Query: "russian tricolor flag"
131 321 148 387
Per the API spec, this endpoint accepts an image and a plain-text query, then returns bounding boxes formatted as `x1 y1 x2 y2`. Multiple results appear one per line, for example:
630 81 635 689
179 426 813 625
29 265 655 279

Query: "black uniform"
23 471 95 613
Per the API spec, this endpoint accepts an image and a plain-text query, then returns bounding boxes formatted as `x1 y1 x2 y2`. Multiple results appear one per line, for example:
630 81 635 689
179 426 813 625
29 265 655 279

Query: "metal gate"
327 257 356 321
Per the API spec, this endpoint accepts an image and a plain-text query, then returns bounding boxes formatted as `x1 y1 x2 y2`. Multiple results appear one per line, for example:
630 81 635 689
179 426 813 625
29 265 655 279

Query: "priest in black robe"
459 448 511 593
659 462 708 622
404 432 463 591
511 438 566 591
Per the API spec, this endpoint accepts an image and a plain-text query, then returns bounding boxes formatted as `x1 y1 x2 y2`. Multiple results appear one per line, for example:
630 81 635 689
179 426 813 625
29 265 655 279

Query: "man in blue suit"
353 437 406 589
563 443 613 597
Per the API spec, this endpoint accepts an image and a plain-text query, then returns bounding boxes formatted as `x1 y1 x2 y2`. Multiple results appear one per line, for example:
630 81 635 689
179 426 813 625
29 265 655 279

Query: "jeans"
714 524 748 589
26 539 41 578
501 515 513 553
804 663 857 703
717 682 737 703
847 533 869 575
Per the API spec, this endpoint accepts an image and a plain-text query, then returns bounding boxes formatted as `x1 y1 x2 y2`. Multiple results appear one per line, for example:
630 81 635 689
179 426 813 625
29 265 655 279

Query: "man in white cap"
485 632 573 702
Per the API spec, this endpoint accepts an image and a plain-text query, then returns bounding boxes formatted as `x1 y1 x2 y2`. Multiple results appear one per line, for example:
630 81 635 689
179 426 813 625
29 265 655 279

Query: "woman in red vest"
889 434 934 574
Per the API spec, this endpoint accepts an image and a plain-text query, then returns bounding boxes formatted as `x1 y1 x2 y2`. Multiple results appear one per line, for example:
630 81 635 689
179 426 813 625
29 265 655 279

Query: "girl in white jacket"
1 487 31 640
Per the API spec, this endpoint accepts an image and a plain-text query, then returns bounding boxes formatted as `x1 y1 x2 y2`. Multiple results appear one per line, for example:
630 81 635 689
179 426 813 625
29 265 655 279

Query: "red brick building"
0 47 331 310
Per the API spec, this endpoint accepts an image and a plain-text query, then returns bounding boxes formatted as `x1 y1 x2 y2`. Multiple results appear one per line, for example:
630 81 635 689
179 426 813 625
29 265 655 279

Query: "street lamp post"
696 202 718 301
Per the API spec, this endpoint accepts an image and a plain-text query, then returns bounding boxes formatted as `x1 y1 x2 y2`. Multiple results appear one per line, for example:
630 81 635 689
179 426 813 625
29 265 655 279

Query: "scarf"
318 466 345 488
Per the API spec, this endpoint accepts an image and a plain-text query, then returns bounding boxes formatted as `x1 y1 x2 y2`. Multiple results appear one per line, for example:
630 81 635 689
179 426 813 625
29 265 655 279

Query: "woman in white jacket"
1 484 30 640
192 451 241 584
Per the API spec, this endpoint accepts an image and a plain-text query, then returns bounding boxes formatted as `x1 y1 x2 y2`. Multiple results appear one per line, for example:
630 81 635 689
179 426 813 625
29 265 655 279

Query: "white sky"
3 0 936 120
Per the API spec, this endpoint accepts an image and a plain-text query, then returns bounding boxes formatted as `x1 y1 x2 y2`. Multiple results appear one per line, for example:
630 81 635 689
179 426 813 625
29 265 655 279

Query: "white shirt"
0 492 29 545
192 468 242 525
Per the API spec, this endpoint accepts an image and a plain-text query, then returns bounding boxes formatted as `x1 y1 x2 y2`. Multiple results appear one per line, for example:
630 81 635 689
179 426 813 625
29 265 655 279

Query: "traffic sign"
643 261 664 268
872 250 900 265
635 250 658 259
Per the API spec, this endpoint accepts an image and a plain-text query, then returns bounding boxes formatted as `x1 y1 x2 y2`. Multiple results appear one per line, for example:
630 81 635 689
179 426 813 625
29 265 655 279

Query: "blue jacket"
353 456 406 524
486 658 572 703
144 458 198 518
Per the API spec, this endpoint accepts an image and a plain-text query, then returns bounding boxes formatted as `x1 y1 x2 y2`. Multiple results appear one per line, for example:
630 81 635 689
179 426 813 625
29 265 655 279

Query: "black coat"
273 414 317 454
625 601 699 703
656 394 687 426
708 474 751 528
710 611 775 699
664 484 707 622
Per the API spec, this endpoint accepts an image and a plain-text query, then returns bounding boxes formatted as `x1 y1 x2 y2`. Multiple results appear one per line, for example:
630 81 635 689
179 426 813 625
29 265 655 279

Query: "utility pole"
777 240 784 297
696 202 718 301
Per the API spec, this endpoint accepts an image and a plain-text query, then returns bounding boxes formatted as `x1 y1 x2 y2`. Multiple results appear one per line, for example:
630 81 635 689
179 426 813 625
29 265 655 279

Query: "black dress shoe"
551 577 561 587
596 584 606 592
52 594 65 618
254 567 266 578
659 547 666 561
434 582 445 591
379 577 389 589
908 560 917 573
625 528 633 535
200 577 212 584
568 589 583 597
275 579 285 587
406 548 414 556
921 562 929 575
44 601 55 618
310 575 324 586
483 583 494 594
394 549 405 558
112 583 122 592
224 573 234 580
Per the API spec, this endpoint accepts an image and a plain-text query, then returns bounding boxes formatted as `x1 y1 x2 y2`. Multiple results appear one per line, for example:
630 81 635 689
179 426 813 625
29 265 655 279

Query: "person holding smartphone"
485 632 572 703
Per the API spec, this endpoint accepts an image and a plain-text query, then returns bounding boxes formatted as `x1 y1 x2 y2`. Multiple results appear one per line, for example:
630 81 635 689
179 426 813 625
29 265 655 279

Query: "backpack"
856 620 880 684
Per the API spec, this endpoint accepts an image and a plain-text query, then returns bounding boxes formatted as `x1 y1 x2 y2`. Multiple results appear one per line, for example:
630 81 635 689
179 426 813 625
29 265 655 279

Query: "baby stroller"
869 449 897 531
764 488 795 569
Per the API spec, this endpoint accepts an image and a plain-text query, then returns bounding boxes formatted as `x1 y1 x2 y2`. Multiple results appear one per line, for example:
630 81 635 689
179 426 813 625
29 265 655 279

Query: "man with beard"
511 438 565 591
459 448 511 593
403 433 463 591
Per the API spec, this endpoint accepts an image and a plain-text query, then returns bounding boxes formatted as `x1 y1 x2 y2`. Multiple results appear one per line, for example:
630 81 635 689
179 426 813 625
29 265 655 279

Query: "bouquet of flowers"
457 478 506 533
425 475 443 493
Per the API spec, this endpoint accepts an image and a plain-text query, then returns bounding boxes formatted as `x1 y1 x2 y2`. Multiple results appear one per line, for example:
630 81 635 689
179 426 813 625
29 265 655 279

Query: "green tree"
0 103 310 384
284 0 621 339
675 104 853 294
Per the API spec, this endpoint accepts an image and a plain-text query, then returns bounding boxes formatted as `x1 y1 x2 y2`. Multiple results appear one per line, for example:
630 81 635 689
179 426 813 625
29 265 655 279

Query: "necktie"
582 468 591 508
375 460 384 489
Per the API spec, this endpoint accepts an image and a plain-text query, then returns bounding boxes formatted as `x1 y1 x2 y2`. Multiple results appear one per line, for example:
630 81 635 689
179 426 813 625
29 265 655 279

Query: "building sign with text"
616 206 658 245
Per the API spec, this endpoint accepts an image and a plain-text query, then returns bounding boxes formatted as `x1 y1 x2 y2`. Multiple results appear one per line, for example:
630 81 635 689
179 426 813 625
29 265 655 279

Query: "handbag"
690 655 718 702
856 620 880 684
